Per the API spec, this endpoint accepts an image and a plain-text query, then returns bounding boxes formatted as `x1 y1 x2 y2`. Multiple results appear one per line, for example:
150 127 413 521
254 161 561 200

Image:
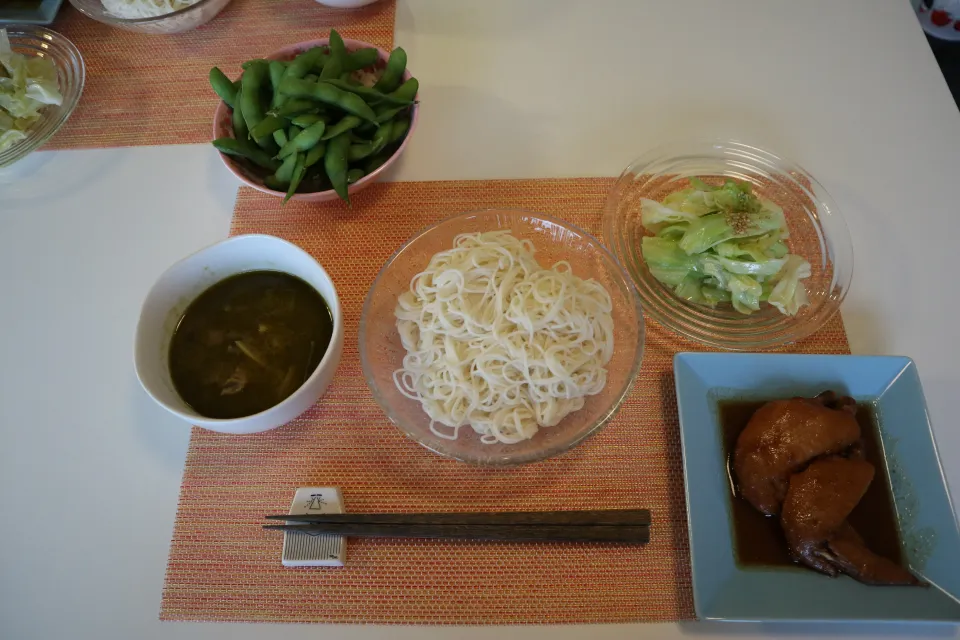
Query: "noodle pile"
101 0 201 19
393 231 614 444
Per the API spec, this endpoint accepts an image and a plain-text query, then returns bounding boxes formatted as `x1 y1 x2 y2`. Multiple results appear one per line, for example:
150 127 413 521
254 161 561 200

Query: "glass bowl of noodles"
67 0 233 34
359 209 645 466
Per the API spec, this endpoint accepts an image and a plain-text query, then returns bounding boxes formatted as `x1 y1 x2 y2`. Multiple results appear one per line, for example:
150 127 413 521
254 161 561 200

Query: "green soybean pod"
390 76 418 102
348 119 392 161
323 78 412 106
283 47 326 81
305 141 327 168
324 132 351 203
264 175 288 191
321 115 362 141
269 60 286 90
310 51 331 74
270 99 318 118
347 140 376 162
249 115 285 140
284 153 308 204
363 149 393 174
209 67 237 108
277 120 327 160
240 61 270 146
242 58 270 70
279 78 378 123
232 101 248 141
343 47 378 72
372 47 406 93
268 60 286 108
274 151 298 184
212 137 280 172
320 30 345 81
374 102 408 124
388 115 411 144
346 168 365 184
290 113 323 128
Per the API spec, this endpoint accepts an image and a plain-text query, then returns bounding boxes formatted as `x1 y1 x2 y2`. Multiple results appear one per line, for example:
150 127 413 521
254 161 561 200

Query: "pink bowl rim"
212 37 418 202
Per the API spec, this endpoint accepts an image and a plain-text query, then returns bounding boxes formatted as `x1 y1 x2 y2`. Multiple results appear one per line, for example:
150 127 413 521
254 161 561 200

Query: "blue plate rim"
673 352 960 623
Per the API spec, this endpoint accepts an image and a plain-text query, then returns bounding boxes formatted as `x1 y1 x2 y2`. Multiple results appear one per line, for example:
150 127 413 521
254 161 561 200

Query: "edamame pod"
209 67 237 108
372 47 406 93
321 115 362 141
277 120 327 159
324 132 352 203
212 137 280 172
323 79 413 106
343 47 378 72
278 78 378 123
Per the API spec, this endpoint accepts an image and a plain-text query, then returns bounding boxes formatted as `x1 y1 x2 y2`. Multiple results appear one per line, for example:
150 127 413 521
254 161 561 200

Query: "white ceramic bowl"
134 234 344 434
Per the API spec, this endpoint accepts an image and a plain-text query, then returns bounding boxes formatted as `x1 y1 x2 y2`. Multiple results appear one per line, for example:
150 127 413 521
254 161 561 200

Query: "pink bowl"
212 38 419 203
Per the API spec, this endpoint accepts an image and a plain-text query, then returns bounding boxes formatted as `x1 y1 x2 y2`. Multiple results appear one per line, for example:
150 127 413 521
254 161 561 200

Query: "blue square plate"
674 353 960 623
0 0 65 26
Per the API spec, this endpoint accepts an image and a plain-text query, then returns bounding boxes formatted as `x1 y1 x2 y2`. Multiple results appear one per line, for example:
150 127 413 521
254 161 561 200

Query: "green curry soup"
169 271 333 419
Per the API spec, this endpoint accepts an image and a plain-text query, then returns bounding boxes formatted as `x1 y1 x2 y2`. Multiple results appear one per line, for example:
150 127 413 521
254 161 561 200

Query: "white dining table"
2 0 959 638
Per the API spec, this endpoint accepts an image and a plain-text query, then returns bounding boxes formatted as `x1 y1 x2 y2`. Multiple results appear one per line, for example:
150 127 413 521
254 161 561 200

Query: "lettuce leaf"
674 274 707 305
640 198 699 233
639 176 812 317
662 188 716 216
702 285 731 307
716 255 787 278
728 274 763 315
678 209 784 255
0 29 62 153
641 236 698 286
768 254 812 316
658 223 688 240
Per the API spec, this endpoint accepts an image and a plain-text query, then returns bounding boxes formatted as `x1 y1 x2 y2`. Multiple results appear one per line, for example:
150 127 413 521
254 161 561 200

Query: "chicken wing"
781 457 923 586
734 392 861 515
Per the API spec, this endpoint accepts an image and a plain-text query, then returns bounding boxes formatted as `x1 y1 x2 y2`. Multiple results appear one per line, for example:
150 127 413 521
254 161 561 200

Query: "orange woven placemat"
160 178 851 624
47 0 395 149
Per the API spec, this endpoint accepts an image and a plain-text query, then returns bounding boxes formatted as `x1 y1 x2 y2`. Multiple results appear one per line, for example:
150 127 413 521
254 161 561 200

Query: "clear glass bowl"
67 0 232 34
359 209 646 466
603 139 853 350
0 26 84 168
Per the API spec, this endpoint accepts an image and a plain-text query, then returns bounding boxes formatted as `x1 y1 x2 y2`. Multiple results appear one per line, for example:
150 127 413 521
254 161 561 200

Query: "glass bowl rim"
0 25 85 168
603 137 854 351
68 0 227 24
358 207 647 466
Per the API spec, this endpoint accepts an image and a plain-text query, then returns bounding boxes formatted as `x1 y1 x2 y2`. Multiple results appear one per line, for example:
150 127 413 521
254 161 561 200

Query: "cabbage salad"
640 177 812 316
101 0 201 19
0 29 63 153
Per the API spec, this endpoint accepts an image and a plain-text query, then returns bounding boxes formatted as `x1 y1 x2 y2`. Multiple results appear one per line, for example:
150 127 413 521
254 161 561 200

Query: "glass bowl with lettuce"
603 140 852 350
0 26 84 167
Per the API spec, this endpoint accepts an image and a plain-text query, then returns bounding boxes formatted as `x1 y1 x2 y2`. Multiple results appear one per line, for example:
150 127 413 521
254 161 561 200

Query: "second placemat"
160 178 850 624
48 0 395 149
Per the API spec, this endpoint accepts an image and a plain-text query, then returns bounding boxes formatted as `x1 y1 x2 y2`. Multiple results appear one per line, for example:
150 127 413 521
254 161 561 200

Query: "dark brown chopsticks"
263 509 650 543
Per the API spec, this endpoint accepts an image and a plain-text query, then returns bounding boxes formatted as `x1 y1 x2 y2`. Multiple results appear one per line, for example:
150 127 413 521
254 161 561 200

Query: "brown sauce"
720 399 903 568
169 271 333 419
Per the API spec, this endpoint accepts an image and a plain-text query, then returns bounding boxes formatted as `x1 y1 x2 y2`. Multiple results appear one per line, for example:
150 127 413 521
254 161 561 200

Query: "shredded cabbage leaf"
0 29 63 153
638 176 812 317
